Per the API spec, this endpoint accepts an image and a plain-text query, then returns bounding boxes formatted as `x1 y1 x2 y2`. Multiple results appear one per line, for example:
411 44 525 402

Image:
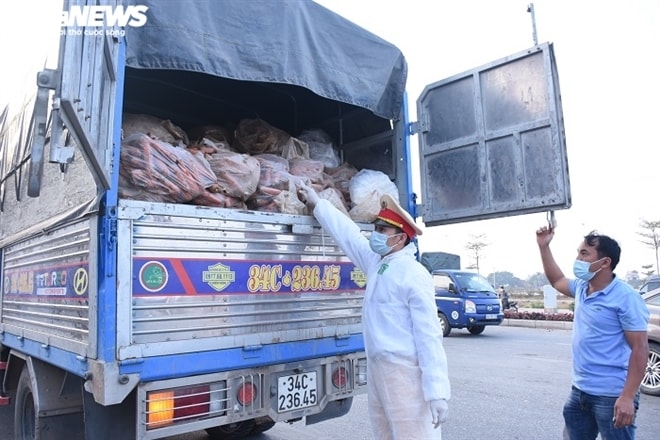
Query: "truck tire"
250 417 275 434
438 313 451 337
206 420 255 439
641 342 660 396
14 366 37 440
467 325 485 335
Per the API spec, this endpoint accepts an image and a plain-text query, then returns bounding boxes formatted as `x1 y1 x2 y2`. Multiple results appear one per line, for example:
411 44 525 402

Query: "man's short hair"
584 230 621 270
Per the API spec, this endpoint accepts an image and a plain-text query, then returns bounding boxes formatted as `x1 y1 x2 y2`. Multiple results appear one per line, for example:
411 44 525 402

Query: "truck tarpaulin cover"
124 0 407 120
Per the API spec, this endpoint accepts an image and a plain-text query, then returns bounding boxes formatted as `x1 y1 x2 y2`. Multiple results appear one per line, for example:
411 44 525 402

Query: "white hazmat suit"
311 198 451 440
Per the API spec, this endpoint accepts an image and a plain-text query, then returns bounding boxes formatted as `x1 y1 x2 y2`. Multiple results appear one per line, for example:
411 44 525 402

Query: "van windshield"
454 273 495 293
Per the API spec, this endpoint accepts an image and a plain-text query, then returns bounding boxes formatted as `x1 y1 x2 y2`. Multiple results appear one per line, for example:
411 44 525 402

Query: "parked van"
432 270 503 336
639 276 660 295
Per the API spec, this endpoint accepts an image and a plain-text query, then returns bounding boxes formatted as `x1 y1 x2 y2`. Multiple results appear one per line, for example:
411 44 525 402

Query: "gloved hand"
296 181 320 208
430 399 448 428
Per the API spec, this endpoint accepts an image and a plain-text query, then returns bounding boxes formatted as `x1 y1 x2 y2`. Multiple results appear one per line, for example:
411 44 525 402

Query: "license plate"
277 372 318 412
486 314 497 319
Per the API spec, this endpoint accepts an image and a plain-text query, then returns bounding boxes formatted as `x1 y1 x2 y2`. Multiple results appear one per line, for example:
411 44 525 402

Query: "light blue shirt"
569 276 649 396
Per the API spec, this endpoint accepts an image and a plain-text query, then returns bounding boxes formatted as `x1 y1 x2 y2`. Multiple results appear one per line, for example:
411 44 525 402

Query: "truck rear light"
237 382 257 406
147 391 174 429
356 358 367 386
332 367 348 388
146 385 211 429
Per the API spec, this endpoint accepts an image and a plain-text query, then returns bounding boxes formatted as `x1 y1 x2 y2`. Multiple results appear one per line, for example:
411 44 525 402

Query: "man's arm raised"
536 224 572 297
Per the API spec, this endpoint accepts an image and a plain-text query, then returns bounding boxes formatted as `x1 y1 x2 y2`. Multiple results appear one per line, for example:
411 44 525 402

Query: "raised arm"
536 225 572 297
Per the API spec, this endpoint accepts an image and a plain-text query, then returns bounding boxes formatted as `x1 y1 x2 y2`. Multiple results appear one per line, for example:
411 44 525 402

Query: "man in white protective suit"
297 182 451 440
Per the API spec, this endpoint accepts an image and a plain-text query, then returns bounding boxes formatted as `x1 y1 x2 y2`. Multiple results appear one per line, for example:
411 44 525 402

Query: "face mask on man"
369 231 402 256
573 257 605 281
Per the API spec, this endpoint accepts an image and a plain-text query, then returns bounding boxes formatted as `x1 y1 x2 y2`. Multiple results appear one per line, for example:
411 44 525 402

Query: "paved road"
2 326 659 439
165 326 660 440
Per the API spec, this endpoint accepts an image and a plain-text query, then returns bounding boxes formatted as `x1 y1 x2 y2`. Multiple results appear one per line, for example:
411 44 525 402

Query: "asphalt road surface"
2 326 659 439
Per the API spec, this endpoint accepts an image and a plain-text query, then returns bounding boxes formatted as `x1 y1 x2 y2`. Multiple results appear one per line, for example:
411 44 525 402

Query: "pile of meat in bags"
119 114 399 221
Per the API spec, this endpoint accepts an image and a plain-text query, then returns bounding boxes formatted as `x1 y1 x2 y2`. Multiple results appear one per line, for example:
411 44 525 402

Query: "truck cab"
432 270 503 336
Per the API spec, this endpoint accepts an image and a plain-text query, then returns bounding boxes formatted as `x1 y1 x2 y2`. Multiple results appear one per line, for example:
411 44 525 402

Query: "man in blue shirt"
536 226 649 440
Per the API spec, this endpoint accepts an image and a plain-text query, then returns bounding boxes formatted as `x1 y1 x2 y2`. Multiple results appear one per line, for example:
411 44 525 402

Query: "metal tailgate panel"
116 200 365 359
417 43 570 226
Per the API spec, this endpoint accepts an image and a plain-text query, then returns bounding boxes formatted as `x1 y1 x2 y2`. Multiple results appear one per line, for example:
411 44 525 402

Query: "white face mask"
369 231 402 256
573 257 605 281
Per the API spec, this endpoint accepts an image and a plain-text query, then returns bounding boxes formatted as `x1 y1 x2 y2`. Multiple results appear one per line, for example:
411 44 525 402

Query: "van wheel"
438 313 451 337
467 325 485 335
642 342 660 396
15 366 37 440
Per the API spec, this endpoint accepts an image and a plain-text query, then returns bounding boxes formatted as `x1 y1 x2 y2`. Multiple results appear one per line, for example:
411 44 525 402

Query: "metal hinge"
409 119 429 135
27 69 60 197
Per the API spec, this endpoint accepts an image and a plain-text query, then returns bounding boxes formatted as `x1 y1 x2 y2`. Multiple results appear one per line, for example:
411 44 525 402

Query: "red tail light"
332 367 348 388
237 382 257 406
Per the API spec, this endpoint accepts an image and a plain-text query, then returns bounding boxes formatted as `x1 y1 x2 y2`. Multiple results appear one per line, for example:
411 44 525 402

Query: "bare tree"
637 219 660 274
641 264 656 279
465 234 488 273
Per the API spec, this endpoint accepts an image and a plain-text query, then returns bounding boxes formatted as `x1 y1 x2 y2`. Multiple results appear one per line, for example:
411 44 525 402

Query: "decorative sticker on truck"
3 263 89 298
133 258 366 295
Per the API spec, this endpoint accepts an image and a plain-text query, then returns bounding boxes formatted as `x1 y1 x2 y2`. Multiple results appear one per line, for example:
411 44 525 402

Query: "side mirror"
448 282 457 293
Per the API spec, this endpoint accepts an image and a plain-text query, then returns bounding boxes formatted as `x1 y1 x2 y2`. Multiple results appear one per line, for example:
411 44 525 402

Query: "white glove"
430 399 448 428
296 181 320 208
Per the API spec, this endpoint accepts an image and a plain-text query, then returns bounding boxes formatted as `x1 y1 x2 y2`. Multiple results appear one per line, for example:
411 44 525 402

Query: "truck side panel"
115 200 365 360
2 219 94 358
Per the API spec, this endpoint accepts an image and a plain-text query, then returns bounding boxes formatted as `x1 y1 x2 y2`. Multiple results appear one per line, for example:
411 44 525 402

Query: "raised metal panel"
417 43 570 226
57 0 119 190
115 200 366 359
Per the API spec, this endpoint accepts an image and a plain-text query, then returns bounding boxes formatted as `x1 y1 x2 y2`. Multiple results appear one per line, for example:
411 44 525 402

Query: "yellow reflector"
147 391 174 429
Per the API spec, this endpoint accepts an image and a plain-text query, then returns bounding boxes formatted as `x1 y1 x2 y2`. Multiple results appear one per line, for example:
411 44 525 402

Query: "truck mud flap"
305 397 353 425
83 388 136 439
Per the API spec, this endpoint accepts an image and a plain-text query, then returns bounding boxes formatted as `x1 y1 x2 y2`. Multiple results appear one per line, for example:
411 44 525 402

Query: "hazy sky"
315 0 660 279
1 1 659 280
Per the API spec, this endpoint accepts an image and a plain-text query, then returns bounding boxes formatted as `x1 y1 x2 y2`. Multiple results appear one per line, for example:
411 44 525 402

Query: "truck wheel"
467 325 485 335
641 342 660 396
14 366 37 440
250 417 275 434
438 313 451 337
206 420 255 440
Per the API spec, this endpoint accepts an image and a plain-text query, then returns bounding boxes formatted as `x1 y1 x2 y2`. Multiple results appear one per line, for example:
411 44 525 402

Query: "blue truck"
0 1 569 438
432 270 504 336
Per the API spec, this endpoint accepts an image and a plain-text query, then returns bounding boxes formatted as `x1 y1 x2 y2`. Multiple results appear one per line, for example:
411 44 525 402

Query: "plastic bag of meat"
247 154 305 213
190 191 247 209
205 151 260 200
233 118 283 154
119 134 217 203
289 158 326 187
121 113 189 147
189 149 222 192
318 187 350 217
348 169 399 222
298 129 341 168
188 124 235 148
233 118 309 160
253 154 290 188
280 136 309 161
325 162 358 205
